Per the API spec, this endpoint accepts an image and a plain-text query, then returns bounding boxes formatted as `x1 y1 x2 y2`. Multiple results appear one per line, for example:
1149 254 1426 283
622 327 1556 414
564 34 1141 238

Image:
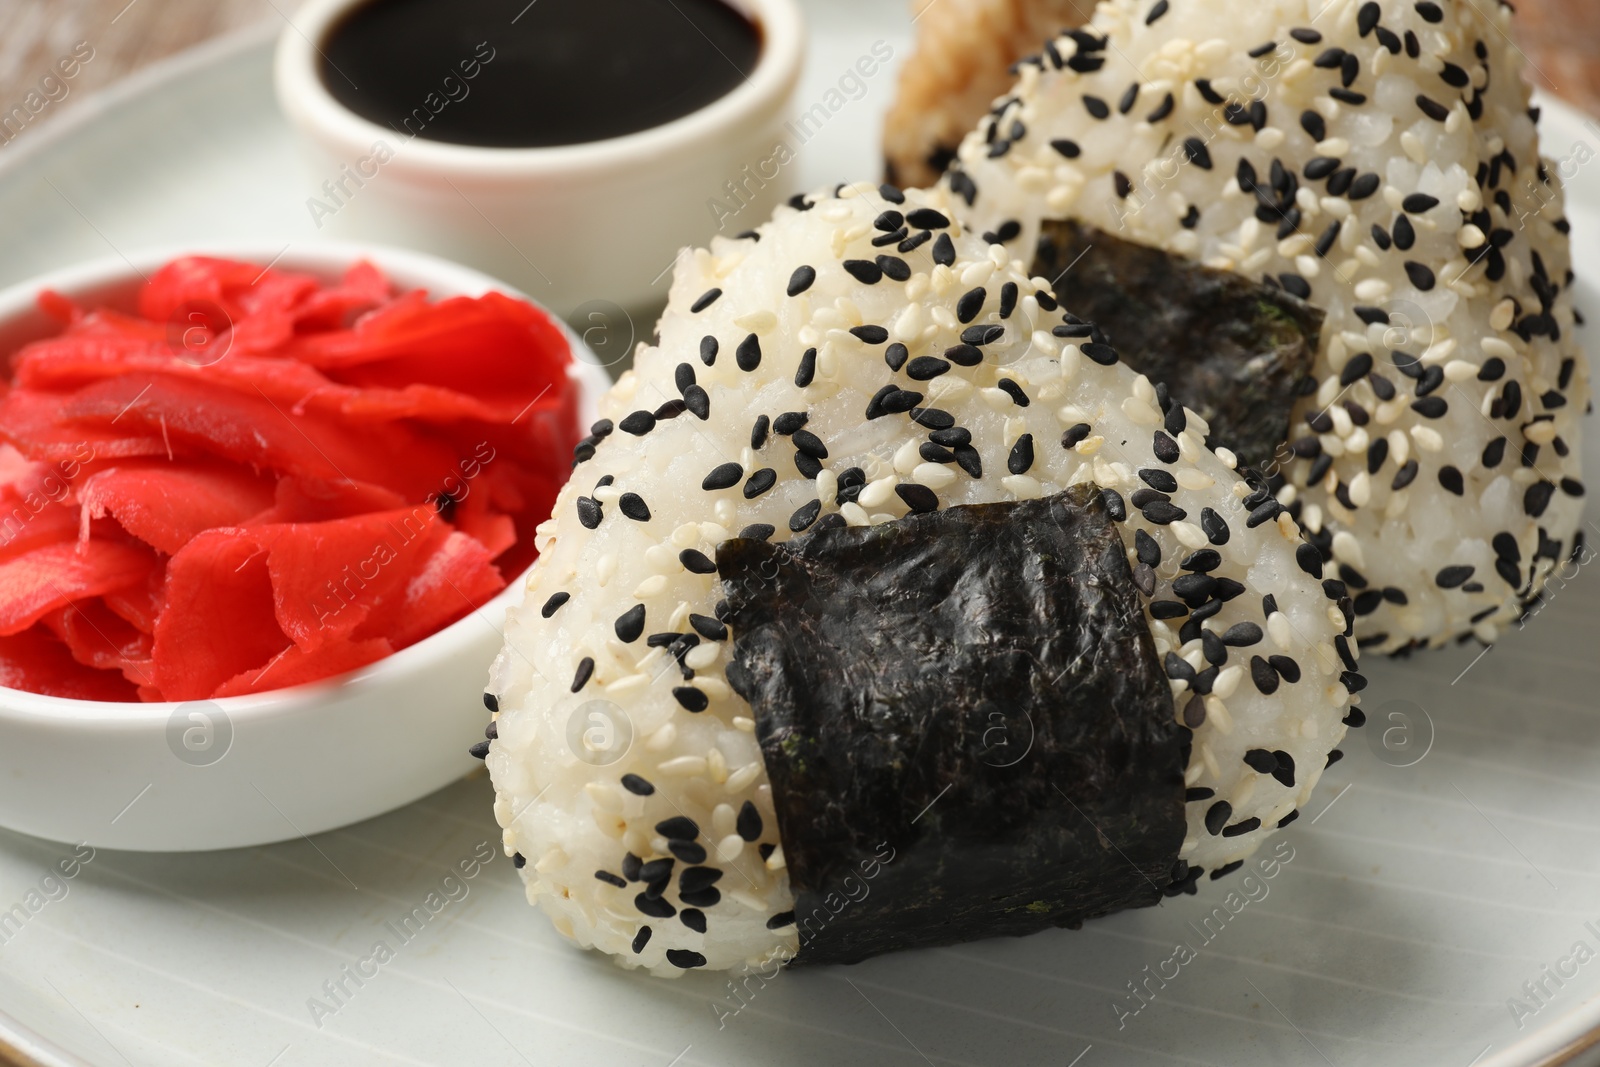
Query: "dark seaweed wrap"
718 487 1186 966
1032 219 1324 473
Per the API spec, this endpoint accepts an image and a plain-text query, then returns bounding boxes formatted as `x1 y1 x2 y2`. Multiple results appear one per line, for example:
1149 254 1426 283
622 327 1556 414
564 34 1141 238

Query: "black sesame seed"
1367 438 1389 474
669 841 707 863
1250 655 1280 694
737 800 763 841
1301 109 1326 141
682 385 710 420
666 949 706 969
1304 156 1341 180
619 493 650 522
1402 193 1440 214
843 259 883 284
615 604 646 642
686 614 727 642
698 464 744 495
789 499 822 531
1411 396 1448 418
618 410 656 436
1182 138 1213 169
620 774 655 797
792 429 828 459
931 233 956 266
1083 94 1110 119
653 398 687 421
655 816 698 841
905 207 950 230
1435 565 1475 589
674 362 697 393
743 468 777 499
790 347 816 389
680 909 707 934
1142 500 1186 525
1222 622 1264 647
1525 481 1555 518
1134 529 1161 567
1153 431 1181 465
1340 352 1374 387
1008 434 1035 475
680 549 719 578
847 325 890 348
1243 749 1278 775
996 379 1029 407
690 288 722 313
1222 818 1261 838
1050 138 1082 158
541 592 570 618
1416 94 1450 121
1404 261 1436 291
596 870 627 888
1139 468 1179 493
468 740 490 760
879 183 906 204
877 255 912 282
572 657 595 692
956 287 986 324
1348 173 1381 199
997 282 1019 319
896 483 939 514
576 496 603 529
1358 1 1381 34
1062 423 1093 450
1082 342 1119 366
884 343 909 371
1438 466 1464 495
1269 656 1302 685
906 356 951 381
782 265 816 299
1205 801 1232 835
1200 508 1231 546
1101 488 1126 521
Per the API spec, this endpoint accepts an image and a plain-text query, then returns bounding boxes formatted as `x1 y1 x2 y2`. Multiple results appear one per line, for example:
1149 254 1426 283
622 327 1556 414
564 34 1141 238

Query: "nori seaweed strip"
718 486 1186 966
1032 220 1324 473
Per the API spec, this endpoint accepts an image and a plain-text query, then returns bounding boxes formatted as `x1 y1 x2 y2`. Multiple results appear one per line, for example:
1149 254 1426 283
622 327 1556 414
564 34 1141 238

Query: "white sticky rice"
485 182 1358 975
945 0 1589 652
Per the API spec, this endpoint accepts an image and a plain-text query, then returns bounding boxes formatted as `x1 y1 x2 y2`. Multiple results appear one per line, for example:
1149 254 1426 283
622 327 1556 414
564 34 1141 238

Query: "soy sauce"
319 0 762 148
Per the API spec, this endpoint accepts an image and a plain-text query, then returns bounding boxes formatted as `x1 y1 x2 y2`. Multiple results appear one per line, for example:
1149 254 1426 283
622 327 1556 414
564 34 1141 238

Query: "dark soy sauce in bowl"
319 0 762 149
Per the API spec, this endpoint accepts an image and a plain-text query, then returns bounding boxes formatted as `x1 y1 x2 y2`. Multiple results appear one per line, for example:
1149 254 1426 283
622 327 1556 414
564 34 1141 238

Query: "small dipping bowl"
0 244 612 851
274 0 806 318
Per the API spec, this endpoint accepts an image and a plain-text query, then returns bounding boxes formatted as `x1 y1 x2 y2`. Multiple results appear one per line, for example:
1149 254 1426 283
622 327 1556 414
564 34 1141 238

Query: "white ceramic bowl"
0 243 611 851
273 0 806 317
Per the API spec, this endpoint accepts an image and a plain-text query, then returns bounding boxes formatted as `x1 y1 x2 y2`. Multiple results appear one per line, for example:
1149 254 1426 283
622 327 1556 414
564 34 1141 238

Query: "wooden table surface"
0 0 1596 140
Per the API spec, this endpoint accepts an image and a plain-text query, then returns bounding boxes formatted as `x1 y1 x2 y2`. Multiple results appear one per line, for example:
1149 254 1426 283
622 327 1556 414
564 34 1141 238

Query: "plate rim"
0 16 1596 1067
